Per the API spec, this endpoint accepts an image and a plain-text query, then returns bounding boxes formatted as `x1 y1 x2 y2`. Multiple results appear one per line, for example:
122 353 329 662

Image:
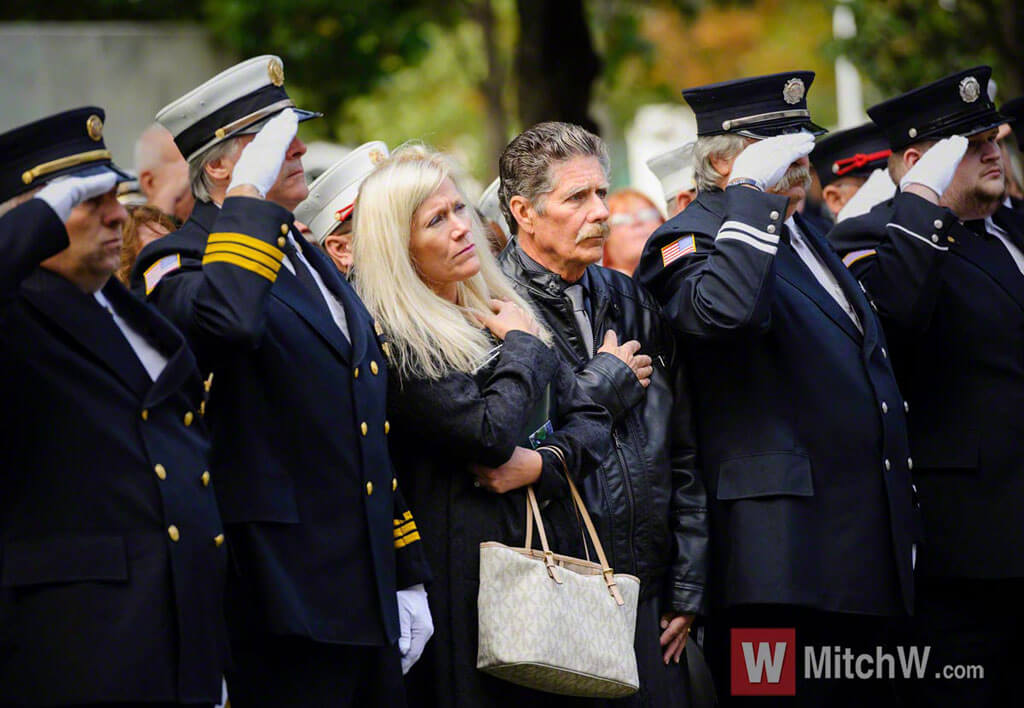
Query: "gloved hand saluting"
899 135 969 201
227 108 299 199
35 171 119 223
397 583 434 674
728 131 816 192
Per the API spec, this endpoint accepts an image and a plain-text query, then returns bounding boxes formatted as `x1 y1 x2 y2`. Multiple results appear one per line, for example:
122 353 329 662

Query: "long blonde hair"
352 144 549 381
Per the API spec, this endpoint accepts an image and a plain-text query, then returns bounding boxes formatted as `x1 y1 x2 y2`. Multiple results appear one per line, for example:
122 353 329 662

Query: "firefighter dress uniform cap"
811 122 892 188
868 66 1010 151
156 55 321 163
646 142 697 201
683 71 827 138
295 141 389 245
0 106 132 203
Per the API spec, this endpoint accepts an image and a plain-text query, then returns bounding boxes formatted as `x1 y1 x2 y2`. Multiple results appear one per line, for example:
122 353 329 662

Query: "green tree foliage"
829 0 1024 101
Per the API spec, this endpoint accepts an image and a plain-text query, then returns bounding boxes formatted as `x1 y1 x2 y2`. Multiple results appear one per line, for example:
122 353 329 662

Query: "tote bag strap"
534 445 625 606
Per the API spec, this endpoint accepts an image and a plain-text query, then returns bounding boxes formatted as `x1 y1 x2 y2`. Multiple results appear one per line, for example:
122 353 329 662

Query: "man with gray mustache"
498 122 710 708
635 73 917 707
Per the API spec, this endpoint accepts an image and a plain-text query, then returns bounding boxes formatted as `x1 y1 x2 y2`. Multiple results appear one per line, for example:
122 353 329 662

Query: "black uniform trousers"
705 605 900 708
896 577 1024 707
227 637 405 708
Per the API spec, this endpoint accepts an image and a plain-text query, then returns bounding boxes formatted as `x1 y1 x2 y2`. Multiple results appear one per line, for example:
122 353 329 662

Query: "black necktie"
281 237 333 318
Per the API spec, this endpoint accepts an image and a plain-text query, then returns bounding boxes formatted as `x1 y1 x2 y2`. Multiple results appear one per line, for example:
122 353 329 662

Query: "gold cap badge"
268 58 285 87
782 78 806 106
959 76 981 103
86 114 104 142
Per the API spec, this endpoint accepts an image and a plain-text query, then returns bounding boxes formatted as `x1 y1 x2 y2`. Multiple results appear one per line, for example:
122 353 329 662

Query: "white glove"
899 135 969 198
836 168 897 223
397 583 434 675
227 109 299 198
35 172 118 222
729 132 816 192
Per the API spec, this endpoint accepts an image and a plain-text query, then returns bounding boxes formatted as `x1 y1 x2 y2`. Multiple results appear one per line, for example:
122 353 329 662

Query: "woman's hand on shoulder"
472 447 542 493
475 298 540 341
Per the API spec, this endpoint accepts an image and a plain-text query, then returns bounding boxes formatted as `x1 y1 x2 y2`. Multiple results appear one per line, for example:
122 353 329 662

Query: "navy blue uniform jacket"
635 187 917 616
0 199 226 704
830 193 1024 578
131 198 429 647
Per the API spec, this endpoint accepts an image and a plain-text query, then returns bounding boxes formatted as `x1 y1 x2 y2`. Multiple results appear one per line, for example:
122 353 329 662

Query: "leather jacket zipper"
611 428 637 573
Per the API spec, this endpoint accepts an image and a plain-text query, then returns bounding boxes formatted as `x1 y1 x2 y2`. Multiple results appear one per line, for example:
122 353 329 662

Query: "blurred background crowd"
2 0 1021 226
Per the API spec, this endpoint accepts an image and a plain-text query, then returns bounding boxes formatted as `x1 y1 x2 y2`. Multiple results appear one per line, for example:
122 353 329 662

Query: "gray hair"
189 137 244 203
498 121 609 235
693 134 747 192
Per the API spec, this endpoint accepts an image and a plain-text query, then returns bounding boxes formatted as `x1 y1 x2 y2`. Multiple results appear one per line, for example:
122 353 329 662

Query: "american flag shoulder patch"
661 234 697 267
143 254 181 295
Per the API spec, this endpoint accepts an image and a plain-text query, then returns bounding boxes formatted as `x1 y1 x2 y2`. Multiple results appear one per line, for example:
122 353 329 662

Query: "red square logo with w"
730 628 796 696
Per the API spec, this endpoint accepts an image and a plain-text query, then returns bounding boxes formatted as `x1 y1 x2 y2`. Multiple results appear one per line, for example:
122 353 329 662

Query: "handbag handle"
530 445 625 606
524 486 563 584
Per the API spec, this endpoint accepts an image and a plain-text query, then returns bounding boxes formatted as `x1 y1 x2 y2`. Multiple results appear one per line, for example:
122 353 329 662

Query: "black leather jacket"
500 245 708 613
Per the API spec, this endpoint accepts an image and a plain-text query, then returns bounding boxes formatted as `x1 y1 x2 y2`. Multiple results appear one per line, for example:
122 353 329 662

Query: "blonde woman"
352 145 611 708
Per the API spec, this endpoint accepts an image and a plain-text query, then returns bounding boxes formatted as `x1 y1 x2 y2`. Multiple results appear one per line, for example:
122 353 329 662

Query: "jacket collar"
952 206 1024 314
20 270 198 402
189 199 220 234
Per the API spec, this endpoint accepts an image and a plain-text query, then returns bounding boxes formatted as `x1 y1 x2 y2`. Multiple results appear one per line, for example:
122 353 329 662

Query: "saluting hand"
729 132 816 192
598 330 652 388
227 109 299 199
35 172 119 223
899 135 969 203
475 298 540 340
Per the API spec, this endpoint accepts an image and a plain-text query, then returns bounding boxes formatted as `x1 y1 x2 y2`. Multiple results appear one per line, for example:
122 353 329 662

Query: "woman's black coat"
390 330 611 708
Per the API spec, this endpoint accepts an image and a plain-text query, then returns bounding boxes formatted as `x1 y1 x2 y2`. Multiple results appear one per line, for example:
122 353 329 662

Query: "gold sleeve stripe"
208 232 285 261
394 531 421 549
393 510 414 526
204 243 283 272
393 521 417 538
202 253 278 282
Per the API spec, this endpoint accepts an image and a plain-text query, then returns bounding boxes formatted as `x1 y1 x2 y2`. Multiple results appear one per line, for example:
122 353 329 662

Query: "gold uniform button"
204 374 213 392
214 533 225 547
384 420 390 435
361 422 368 436
141 409 149 421
392 477 397 491
199 401 206 416
168 525 180 542
201 471 211 487
184 411 194 426
277 236 287 248
353 367 360 379
280 224 289 235
366 481 374 496
370 361 379 375
154 464 167 480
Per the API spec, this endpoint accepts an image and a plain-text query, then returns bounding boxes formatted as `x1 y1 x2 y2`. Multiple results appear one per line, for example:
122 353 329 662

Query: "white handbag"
476 448 640 698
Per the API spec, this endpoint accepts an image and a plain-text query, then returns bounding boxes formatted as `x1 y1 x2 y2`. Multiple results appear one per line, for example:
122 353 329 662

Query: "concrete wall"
0 23 235 171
